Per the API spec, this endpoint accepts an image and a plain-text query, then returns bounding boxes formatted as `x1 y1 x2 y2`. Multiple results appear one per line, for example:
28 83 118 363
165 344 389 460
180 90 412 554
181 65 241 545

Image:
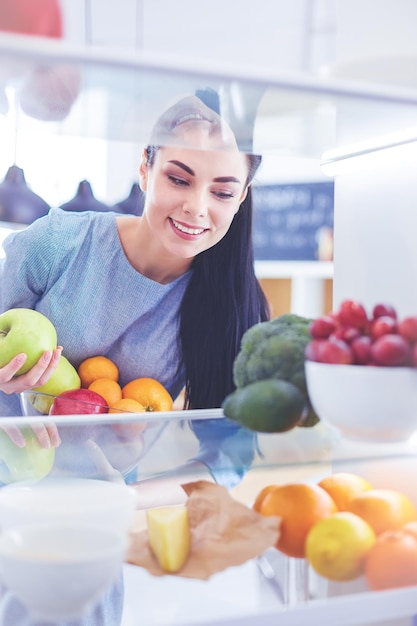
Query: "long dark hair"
145 127 270 409
180 165 270 408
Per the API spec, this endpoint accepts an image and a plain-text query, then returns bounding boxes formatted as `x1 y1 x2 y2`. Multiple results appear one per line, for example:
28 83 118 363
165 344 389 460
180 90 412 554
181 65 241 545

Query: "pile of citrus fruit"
78 355 173 413
254 471 417 591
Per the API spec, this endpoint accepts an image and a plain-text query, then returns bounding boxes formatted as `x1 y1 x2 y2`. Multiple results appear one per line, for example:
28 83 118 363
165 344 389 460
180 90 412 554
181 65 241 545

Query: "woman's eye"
168 175 189 187
213 190 234 200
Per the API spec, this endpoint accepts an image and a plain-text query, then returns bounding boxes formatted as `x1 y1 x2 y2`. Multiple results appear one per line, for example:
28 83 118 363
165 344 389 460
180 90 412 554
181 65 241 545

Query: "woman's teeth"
171 218 205 235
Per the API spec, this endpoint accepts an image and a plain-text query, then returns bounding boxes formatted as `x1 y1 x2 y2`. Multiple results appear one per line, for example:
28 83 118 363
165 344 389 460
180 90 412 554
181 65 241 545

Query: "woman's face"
139 99 249 259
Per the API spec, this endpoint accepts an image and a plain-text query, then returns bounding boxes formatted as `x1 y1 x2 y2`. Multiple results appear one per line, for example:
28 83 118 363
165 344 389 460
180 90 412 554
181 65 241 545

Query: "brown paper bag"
127 480 280 580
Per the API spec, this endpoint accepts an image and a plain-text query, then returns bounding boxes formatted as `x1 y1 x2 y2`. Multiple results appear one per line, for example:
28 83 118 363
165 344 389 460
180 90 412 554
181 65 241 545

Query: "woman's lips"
169 217 207 238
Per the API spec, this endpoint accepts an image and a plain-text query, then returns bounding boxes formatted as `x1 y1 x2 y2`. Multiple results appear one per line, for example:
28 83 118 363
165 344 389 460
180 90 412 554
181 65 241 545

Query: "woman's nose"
182 191 208 218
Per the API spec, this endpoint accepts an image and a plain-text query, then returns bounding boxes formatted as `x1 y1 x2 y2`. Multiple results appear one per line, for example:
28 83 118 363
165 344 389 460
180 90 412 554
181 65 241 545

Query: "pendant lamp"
112 183 144 216
60 180 110 213
0 165 50 224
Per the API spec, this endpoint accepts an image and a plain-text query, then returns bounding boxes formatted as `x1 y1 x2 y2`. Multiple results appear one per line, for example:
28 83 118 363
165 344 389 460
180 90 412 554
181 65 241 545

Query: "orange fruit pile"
254 471 417 590
76 356 173 413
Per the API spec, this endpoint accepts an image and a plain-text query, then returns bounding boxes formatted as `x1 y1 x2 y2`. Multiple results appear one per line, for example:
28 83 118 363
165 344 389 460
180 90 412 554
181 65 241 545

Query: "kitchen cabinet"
1 32 417 626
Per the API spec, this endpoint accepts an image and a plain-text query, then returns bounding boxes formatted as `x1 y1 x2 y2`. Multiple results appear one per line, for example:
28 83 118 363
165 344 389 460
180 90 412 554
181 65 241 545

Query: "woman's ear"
239 186 248 205
138 149 148 192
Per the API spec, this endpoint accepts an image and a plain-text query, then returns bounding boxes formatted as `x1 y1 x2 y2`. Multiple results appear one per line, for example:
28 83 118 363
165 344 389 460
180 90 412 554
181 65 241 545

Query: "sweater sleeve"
0 212 59 312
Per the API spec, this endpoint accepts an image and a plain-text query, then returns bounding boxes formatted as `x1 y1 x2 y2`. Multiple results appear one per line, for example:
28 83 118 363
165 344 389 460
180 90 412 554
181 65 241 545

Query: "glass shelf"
1 33 417 158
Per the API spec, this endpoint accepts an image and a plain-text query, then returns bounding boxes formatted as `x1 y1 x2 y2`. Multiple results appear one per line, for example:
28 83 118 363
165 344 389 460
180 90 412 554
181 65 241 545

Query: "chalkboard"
252 181 334 261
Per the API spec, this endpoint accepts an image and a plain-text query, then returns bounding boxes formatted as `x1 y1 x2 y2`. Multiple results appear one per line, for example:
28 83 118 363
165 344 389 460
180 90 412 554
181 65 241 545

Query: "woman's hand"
0 347 63 448
0 347 62 394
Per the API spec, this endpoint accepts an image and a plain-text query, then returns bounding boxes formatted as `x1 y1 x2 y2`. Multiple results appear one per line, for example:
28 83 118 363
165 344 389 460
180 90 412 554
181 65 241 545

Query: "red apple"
50 388 108 415
351 335 373 365
398 316 417 344
371 334 411 366
372 303 398 321
304 339 326 362
309 315 338 339
371 315 397 339
337 300 368 330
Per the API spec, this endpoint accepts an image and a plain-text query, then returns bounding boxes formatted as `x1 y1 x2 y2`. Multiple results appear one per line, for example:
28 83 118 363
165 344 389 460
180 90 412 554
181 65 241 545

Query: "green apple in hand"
0 427 55 484
31 356 81 414
0 308 57 375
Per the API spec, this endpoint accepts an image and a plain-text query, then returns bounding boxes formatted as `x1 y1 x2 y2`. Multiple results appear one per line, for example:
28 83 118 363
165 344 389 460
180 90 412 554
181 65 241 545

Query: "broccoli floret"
233 313 311 396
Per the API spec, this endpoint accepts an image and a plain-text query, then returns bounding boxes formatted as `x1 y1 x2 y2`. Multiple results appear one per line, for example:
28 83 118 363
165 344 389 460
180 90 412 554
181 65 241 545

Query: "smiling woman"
0 89 269 625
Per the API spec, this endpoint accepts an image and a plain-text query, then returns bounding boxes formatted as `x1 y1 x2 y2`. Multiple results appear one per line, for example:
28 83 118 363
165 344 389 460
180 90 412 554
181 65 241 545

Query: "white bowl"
0 522 126 622
0 477 137 534
305 361 417 442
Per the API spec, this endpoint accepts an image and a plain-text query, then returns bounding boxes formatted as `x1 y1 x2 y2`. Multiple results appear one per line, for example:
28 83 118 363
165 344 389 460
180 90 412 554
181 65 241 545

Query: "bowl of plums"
304 299 417 443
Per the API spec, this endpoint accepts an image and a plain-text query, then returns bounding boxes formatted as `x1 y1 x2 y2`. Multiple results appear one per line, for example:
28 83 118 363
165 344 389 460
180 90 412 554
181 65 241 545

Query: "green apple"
0 427 55 484
0 308 57 375
31 355 81 414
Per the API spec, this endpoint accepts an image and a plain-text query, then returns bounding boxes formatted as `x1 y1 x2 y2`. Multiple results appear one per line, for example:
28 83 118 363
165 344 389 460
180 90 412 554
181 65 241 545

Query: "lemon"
305 511 376 581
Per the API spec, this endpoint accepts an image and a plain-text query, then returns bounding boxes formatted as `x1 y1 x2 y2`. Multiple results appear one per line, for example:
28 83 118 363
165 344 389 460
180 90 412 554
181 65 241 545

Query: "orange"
318 472 373 511
365 528 417 590
88 378 122 408
78 356 119 388
259 482 337 558
109 398 147 439
108 398 146 414
253 484 280 513
122 377 173 412
347 489 417 536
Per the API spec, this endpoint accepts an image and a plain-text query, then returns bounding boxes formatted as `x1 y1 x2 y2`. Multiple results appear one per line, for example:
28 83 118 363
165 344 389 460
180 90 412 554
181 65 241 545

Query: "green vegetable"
231 313 319 429
222 379 306 433
233 314 310 392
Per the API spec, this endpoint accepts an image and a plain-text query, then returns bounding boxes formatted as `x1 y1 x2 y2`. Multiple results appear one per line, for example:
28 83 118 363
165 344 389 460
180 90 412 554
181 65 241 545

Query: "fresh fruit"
122 377 173 412
306 300 417 368
146 505 191 573
371 334 411 366
32 355 81 414
222 378 306 433
0 427 55 484
398 316 417 343
350 336 373 365
108 398 146 414
88 378 122 408
347 489 417 535
371 315 397 339
0 308 57 375
259 482 337 558
365 527 417 591
337 300 368 330
77 355 119 388
305 511 376 581
318 472 373 511
252 484 280 513
309 316 337 339
372 303 397 320
49 388 108 415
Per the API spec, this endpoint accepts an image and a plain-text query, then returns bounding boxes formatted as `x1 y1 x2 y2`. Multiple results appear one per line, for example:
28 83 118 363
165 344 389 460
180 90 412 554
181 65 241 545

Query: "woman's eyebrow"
213 176 241 184
168 160 194 175
168 160 241 184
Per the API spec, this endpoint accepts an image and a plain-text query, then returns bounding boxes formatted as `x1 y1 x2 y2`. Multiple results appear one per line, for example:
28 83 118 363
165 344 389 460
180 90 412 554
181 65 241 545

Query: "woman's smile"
169 217 207 238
